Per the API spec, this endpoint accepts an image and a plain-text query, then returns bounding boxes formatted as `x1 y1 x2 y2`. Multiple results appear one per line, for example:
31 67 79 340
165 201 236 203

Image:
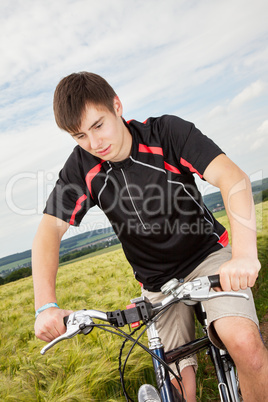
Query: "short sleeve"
160 115 224 179
44 149 95 225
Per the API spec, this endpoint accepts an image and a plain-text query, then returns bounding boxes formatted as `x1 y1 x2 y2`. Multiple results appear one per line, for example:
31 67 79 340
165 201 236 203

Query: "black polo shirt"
45 115 228 291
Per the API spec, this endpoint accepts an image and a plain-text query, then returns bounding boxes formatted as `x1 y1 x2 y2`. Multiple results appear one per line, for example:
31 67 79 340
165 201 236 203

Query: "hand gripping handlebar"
41 310 108 355
40 275 249 354
160 275 249 307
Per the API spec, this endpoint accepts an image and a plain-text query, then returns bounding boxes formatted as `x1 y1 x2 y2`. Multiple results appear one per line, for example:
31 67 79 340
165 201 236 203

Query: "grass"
0 201 267 401
0 249 152 401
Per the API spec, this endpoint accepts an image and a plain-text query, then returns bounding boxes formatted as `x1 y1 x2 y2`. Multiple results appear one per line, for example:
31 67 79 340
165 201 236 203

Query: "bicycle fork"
140 322 176 402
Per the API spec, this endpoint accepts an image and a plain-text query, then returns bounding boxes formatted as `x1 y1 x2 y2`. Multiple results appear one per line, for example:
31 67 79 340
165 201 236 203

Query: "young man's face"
70 97 132 162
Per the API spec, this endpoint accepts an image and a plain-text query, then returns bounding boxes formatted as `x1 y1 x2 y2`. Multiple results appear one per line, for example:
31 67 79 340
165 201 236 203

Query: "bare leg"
172 365 196 402
214 316 268 402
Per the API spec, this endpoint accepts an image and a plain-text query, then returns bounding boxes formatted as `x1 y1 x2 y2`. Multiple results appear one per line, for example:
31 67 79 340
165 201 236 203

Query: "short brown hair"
53 72 117 133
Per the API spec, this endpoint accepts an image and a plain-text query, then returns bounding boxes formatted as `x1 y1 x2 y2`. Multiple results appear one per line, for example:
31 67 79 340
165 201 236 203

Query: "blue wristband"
35 302 59 318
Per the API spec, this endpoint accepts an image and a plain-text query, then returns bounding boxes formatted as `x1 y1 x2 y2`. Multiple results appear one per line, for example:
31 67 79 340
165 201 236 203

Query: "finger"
44 329 58 342
39 333 54 343
248 271 258 288
61 309 73 318
35 325 58 342
59 309 73 329
48 309 72 335
230 275 240 291
38 324 62 342
35 314 65 341
239 274 248 290
219 270 231 291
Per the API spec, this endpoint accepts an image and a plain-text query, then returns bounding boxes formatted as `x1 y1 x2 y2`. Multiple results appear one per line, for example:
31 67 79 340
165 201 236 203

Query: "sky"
1 0 268 258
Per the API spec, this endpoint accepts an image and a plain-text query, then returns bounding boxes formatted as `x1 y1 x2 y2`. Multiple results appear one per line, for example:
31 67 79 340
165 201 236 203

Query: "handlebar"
208 274 221 288
40 275 249 355
40 310 108 354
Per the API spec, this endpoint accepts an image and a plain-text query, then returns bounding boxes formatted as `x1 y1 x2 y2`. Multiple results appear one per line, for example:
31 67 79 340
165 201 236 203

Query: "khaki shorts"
141 245 259 376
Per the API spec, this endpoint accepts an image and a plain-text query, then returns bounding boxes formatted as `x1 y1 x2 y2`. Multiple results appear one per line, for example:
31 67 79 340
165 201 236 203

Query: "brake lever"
188 290 249 302
40 310 94 355
41 325 81 355
179 276 249 304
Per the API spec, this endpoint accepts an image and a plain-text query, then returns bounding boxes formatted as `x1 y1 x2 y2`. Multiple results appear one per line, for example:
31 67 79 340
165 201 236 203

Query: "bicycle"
40 275 248 401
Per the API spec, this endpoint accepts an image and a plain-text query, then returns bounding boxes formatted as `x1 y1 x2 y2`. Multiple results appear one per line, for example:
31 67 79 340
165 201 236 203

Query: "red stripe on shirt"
139 144 164 156
85 162 103 196
127 119 147 124
69 194 87 225
164 161 181 174
180 157 203 178
217 230 229 247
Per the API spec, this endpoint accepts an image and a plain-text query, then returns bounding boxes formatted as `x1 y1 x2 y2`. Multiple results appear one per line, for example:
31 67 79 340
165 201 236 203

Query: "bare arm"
32 214 72 341
203 154 261 291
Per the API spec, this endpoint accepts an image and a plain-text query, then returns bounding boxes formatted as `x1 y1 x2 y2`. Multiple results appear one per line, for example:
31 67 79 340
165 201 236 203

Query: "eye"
95 123 103 130
77 134 85 140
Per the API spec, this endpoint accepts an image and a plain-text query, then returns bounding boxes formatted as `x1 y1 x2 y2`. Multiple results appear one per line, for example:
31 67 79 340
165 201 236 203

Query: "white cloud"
229 80 266 109
207 105 227 120
251 120 268 151
1 0 268 257
208 80 267 118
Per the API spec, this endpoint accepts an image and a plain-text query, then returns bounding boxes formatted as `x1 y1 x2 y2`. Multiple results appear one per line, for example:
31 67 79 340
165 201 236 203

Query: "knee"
215 318 265 371
229 330 263 368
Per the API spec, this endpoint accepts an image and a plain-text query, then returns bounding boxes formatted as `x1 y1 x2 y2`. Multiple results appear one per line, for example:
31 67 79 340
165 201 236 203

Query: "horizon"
1 0 268 258
1 177 267 261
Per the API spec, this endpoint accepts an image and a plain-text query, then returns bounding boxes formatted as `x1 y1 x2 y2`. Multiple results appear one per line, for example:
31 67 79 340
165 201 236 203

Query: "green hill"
203 177 268 211
0 226 116 275
0 201 267 401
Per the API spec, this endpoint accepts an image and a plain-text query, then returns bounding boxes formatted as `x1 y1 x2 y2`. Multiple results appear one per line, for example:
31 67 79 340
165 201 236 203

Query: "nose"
89 133 102 150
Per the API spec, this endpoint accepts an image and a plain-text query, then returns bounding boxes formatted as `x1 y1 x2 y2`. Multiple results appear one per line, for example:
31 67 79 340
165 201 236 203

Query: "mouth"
96 145 111 156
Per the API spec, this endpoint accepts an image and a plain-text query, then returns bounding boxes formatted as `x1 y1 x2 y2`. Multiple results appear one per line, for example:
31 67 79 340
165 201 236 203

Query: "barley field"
0 201 267 401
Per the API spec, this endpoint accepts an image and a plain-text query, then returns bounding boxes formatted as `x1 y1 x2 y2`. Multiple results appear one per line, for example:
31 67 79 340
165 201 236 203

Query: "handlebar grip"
63 316 69 326
208 274 221 288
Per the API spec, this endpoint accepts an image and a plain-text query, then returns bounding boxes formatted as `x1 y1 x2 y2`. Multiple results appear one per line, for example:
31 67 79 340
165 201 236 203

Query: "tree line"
0 266 32 285
0 237 120 286
59 238 120 263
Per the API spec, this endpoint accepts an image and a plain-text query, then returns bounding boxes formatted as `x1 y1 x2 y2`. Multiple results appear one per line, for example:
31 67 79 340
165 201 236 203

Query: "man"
33 72 268 401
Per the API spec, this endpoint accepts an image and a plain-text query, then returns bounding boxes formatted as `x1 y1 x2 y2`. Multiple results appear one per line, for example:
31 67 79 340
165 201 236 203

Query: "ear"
113 96 123 116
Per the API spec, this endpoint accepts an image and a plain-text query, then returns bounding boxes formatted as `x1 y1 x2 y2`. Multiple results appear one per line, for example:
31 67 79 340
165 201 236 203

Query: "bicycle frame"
40 276 246 401
145 319 232 402
159 303 241 402
147 322 177 401
144 328 240 402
